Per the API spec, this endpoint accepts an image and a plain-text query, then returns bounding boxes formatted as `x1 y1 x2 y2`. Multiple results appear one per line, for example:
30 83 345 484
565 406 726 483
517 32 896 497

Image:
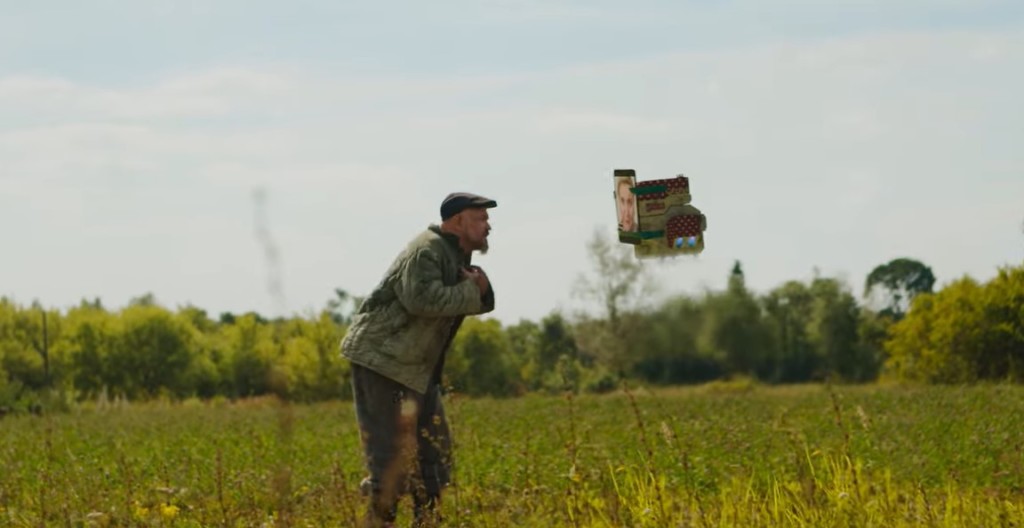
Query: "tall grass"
1 383 1022 526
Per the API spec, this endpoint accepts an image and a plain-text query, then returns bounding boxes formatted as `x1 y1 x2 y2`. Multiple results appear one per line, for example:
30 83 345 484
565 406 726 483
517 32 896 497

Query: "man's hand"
460 266 490 296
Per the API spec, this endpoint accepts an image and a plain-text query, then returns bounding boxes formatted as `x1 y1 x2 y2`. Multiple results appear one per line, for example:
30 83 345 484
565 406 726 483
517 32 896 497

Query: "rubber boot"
412 492 441 528
362 490 398 528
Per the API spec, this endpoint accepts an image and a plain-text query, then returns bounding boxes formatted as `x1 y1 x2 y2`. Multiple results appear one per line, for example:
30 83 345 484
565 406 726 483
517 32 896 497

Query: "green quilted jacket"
339 224 495 394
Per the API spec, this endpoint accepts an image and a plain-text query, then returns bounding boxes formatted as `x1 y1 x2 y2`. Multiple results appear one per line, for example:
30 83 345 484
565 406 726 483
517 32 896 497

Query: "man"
340 192 497 527
616 176 637 232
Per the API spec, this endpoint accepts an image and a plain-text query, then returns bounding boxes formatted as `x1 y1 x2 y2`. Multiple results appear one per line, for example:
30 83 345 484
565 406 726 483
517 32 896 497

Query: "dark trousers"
351 363 452 524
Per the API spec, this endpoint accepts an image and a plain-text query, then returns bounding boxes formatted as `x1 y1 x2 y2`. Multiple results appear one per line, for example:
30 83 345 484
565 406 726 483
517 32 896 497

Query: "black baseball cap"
440 192 497 220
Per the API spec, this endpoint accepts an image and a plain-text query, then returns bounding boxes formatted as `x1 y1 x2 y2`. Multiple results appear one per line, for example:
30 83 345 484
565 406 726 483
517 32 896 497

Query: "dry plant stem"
564 389 580 528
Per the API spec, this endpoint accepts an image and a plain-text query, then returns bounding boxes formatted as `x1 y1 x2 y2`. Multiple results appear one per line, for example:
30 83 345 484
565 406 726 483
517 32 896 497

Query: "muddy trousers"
351 364 452 526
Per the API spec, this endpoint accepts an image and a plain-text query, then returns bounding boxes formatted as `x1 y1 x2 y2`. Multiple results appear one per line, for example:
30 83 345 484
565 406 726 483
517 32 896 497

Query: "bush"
583 365 619 394
883 264 1024 383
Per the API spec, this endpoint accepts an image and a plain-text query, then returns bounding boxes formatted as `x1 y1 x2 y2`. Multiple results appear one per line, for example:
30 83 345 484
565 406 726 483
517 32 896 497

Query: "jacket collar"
428 224 471 264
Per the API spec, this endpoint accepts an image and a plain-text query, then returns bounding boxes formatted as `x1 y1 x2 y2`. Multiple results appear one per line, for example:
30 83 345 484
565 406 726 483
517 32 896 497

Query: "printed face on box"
616 176 638 232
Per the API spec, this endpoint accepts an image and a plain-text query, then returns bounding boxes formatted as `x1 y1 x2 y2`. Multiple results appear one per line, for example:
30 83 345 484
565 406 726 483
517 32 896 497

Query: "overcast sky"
2 1 1022 325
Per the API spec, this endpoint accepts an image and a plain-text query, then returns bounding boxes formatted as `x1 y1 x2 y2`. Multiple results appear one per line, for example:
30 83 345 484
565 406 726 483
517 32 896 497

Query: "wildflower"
132 502 149 520
660 421 673 445
292 485 311 499
856 405 871 431
85 512 109 527
160 504 179 520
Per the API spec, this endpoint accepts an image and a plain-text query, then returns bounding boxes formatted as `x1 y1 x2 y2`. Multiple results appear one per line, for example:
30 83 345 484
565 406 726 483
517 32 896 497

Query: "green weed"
0 384 1022 526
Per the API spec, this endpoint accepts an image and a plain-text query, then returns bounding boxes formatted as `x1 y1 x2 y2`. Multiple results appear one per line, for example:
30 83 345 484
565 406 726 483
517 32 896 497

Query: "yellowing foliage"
884 264 1024 383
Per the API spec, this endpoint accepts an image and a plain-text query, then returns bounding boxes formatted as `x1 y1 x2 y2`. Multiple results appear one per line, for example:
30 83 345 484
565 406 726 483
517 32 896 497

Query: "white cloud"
0 68 297 122
1 27 1022 322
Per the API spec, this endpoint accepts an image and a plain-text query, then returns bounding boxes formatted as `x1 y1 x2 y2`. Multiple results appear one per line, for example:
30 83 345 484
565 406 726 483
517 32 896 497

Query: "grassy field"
1 382 1023 527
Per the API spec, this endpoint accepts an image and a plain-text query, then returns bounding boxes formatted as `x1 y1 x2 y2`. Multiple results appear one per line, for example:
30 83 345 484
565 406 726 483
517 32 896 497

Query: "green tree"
0 301 64 390
221 313 279 398
573 228 650 328
129 292 159 307
698 261 773 378
178 316 223 400
506 319 541 388
807 277 871 382
108 305 197 399
0 301 64 391
0 299 20 399
883 276 983 383
631 295 721 384
272 310 349 401
178 305 217 334
446 318 520 397
865 258 936 320
884 265 1023 384
856 308 892 381
276 333 320 400
976 264 1024 380
762 280 819 382
325 288 365 325
60 303 117 398
508 314 587 392
571 228 652 377
537 313 579 368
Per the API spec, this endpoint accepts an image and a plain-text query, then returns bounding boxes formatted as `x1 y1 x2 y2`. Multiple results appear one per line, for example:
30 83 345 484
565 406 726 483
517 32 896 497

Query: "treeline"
1 232 1021 412
443 232 1022 397
448 261 1022 398
0 295 350 412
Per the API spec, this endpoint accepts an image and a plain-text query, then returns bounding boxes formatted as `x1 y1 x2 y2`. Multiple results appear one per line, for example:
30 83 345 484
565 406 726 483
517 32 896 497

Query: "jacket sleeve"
462 265 496 315
477 273 495 314
395 248 483 317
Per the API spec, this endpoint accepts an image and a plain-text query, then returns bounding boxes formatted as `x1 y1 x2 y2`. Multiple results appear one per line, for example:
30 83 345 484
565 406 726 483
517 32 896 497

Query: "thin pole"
42 309 50 384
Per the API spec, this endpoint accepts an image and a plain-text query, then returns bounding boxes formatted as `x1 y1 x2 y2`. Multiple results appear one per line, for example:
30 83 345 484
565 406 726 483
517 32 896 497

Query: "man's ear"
449 212 464 230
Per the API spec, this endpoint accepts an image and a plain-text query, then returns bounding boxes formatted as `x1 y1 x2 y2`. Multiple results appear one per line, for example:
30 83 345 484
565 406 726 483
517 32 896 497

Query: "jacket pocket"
381 301 410 333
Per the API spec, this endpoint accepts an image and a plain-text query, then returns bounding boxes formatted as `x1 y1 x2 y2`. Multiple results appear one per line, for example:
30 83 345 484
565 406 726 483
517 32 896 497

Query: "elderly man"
340 192 497 527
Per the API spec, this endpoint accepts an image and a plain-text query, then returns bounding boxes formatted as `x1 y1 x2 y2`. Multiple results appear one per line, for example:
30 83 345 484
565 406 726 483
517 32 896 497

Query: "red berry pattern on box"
635 176 689 201
666 214 703 239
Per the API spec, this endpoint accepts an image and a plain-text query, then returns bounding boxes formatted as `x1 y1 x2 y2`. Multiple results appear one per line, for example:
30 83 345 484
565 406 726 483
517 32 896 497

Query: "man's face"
458 208 491 253
617 181 635 231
